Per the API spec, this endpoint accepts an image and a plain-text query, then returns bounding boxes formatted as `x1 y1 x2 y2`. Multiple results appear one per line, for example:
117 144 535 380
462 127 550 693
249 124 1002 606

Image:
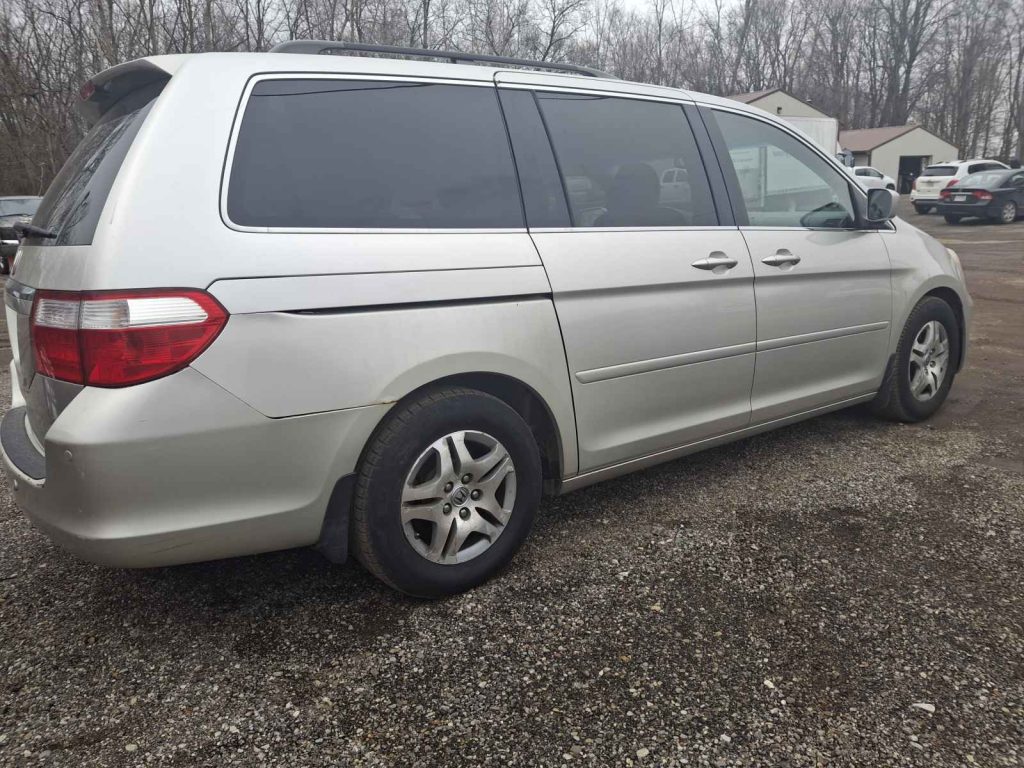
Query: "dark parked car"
0 196 43 274
938 169 1024 225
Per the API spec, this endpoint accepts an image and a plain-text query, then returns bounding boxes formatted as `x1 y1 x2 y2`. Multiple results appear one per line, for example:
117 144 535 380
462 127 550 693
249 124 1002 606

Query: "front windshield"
959 171 1010 188
0 198 41 216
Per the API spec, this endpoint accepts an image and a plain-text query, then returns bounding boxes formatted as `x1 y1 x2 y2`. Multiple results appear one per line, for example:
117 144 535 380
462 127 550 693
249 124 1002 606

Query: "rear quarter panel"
191 294 579 476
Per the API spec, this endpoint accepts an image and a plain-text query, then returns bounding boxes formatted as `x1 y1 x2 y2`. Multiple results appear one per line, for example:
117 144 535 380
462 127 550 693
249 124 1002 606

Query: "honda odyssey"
1 42 971 596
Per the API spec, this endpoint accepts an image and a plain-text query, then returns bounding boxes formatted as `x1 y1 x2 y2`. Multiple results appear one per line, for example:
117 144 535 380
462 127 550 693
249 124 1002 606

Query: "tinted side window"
497 89 570 228
714 110 855 229
228 80 523 229
535 93 717 227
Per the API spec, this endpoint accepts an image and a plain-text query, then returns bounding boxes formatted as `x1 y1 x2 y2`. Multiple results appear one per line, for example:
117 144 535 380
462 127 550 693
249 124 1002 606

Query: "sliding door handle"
761 249 801 267
691 252 739 272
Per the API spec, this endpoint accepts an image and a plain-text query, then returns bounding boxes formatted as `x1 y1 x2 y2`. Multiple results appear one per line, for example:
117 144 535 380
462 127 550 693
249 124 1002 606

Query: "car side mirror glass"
865 188 897 223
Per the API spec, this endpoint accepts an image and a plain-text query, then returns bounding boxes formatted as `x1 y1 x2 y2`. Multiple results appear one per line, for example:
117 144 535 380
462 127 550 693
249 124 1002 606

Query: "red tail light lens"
973 190 993 201
31 289 228 387
939 189 951 199
946 178 959 188
31 291 83 382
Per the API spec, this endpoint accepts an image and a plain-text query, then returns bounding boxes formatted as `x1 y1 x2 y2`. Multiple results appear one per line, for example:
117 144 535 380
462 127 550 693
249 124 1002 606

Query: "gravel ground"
1 202 1022 767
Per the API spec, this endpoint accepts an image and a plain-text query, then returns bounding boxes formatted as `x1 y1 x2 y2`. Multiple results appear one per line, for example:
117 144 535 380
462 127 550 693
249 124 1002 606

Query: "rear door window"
534 92 717 227
31 79 166 246
227 79 523 229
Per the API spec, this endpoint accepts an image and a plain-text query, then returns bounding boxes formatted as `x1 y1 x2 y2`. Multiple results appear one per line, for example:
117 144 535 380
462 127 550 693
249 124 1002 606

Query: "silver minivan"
1 42 970 596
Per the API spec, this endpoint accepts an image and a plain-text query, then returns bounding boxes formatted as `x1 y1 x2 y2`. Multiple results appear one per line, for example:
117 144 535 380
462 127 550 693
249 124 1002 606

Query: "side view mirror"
865 188 898 223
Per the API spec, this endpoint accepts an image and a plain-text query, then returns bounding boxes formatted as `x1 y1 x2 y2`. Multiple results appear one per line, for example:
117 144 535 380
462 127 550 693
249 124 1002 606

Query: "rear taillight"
939 188 951 199
973 190 993 201
31 289 228 387
946 178 959 188
912 178 919 190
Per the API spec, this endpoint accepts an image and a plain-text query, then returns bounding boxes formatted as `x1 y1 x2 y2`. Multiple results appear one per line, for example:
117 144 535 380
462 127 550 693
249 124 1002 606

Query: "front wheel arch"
924 287 966 372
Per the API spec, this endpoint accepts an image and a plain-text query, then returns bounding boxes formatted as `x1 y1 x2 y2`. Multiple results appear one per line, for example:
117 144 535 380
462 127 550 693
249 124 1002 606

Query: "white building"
839 125 959 193
729 88 840 153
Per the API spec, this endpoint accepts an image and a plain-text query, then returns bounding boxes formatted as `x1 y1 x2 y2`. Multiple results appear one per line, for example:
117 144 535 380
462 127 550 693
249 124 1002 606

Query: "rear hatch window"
921 166 956 177
30 78 166 246
959 171 1009 188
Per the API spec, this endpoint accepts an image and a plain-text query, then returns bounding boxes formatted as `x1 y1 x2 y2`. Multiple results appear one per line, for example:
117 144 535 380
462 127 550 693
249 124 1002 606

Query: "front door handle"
691 252 739 272
761 249 801 267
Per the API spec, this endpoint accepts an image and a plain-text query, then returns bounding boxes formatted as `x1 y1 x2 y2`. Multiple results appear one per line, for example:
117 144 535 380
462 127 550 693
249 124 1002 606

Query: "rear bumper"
936 202 996 217
1 366 388 567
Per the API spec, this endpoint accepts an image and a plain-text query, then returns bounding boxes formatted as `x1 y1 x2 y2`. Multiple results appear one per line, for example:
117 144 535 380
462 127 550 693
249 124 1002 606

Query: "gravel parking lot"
1 201 1021 767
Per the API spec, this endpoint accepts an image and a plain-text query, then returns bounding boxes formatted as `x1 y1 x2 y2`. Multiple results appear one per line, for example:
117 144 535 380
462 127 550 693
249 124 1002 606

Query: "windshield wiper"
13 223 57 239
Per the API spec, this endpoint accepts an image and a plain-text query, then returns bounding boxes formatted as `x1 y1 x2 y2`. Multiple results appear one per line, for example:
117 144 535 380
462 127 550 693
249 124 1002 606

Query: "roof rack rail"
269 40 616 79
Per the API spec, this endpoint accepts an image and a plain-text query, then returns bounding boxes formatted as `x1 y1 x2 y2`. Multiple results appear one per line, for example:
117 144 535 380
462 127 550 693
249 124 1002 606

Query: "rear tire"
943 215 962 225
914 204 931 215
992 201 1017 224
872 297 960 423
352 386 542 598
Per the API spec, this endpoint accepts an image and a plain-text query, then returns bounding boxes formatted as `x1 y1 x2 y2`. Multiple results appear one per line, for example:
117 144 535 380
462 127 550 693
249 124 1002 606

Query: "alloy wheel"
908 320 950 402
400 430 517 564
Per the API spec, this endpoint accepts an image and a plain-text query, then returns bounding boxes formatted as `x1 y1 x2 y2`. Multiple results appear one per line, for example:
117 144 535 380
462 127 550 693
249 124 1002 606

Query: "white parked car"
911 159 1009 214
849 166 896 193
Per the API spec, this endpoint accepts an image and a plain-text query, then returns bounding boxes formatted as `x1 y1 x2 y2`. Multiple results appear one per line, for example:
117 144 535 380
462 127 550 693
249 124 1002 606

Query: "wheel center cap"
450 486 470 505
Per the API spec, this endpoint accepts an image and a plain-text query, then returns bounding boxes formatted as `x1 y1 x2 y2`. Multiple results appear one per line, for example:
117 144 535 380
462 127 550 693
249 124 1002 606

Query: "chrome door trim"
495 76 694 106
528 225 739 234
575 342 756 384
558 392 876 492
757 321 890 352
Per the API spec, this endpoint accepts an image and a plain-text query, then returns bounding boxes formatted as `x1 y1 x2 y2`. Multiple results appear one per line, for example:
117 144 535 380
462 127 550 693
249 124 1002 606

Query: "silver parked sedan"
1 43 970 596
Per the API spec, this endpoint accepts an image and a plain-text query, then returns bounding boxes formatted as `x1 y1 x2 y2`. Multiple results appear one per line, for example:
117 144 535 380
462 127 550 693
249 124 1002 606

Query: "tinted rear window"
922 166 957 177
959 171 1012 188
32 80 165 246
227 79 523 229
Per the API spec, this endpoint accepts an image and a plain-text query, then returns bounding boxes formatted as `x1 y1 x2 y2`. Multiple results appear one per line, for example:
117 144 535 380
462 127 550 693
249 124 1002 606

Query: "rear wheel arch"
396 372 565 490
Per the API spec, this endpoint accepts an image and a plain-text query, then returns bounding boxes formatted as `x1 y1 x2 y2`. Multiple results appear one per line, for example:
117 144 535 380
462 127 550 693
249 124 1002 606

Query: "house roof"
728 88 780 104
727 87 831 119
839 125 922 152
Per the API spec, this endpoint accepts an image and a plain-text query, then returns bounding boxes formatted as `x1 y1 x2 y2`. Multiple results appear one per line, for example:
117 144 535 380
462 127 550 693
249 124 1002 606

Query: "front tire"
352 387 542 597
872 297 960 422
